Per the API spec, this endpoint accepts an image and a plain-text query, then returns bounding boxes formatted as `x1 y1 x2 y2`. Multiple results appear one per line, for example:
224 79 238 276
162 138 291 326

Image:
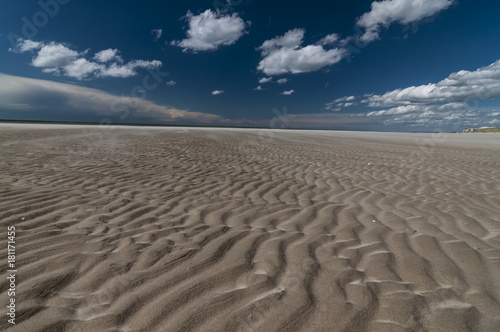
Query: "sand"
1 124 499 331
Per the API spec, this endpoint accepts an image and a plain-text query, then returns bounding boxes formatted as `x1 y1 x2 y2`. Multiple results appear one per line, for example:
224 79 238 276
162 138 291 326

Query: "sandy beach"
1 124 499 331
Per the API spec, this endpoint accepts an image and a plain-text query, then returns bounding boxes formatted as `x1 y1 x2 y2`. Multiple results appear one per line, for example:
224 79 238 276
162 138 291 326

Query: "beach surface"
1 124 500 331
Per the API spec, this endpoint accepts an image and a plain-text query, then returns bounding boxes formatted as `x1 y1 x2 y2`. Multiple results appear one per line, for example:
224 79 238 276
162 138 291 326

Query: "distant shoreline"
469 127 500 133
0 119 258 129
0 119 466 134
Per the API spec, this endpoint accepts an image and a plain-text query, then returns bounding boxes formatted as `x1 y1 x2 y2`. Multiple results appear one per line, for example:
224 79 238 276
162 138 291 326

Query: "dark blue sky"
1 0 499 131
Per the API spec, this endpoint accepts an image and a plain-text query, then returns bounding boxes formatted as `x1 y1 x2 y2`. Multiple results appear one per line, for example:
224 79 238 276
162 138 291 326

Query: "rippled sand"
1 124 499 331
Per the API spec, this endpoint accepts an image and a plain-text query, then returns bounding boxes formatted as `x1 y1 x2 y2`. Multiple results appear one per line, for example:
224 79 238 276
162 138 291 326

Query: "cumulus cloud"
258 28 304 54
41 67 61 75
363 59 500 107
364 102 498 128
98 60 161 78
0 73 227 124
94 49 122 63
172 9 248 52
357 0 454 43
32 42 78 67
318 33 340 45
212 90 224 95
253 85 264 91
10 39 162 80
151 29 163 41
257 29 346 75
330 59 500 113
328 59 500 128
257 77 288 85
9 39 42 52
64 58 104 79
281 90 294 95
166 80 176 86
259 77 272 84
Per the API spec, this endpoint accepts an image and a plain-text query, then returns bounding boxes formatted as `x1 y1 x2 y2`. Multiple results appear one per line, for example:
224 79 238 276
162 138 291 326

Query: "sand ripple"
1 126 500 331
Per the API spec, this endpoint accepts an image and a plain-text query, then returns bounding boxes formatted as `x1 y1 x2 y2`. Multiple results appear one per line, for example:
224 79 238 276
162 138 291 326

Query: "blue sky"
1 0 499 131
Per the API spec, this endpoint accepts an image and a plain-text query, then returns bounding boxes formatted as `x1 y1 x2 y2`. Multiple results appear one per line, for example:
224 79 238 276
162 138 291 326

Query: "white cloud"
98 60 161 78
330 59 500 114
257 29 346 75
64 58 104 79
9 39 42 52
11 39 162 80
325 95 357 111
367 104 436 117
212 90 224 95
357 0 454 43
32 42 78 67
151 29 163 41
41 67 60 75
94 49 122 63
318 33 339 45
259 77 272 84
0 73 227 124
276 78 289 84
254 85 264 91
363 59 500 107
281 90 294 95
363 102 498 128
166 80 176 86
327 59 500 128
172 9 247 52
258 29 304 55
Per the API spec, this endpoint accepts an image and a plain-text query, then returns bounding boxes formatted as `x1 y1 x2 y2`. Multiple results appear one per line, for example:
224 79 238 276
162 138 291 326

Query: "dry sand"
1 124 499 331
